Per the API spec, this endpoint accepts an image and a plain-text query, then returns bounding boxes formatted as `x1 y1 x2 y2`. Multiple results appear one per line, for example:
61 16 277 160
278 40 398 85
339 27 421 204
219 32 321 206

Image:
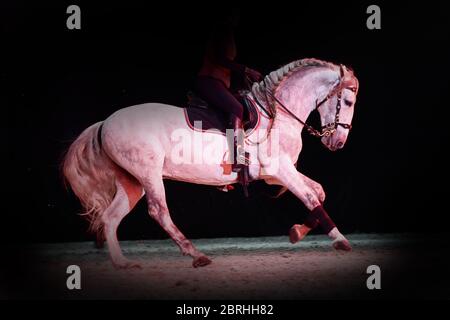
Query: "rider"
195 11 262 172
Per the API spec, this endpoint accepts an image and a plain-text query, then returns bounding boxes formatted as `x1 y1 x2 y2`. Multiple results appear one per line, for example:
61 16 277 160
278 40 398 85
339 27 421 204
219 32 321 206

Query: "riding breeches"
194 76 244 121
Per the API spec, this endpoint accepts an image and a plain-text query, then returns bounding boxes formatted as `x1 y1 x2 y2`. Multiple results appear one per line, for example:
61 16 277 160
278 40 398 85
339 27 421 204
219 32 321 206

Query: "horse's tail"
62 121 117 235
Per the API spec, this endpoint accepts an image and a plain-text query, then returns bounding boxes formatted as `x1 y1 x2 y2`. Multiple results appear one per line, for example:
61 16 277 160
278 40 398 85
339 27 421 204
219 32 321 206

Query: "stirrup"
237 152 250 166
232 138 249 171
232 147 250 197
237 144 250 164
232 151 250 172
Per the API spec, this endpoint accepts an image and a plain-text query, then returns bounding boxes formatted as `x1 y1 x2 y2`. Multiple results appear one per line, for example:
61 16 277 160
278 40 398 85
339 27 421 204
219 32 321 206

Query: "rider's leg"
194 76 244 119
194 76 246 171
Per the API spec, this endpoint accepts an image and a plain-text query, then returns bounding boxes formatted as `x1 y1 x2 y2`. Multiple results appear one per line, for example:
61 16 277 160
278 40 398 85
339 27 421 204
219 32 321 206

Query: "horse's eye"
344 99 353 106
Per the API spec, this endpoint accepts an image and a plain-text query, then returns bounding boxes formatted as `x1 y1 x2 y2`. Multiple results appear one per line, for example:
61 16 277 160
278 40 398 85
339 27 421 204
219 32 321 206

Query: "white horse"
62 58 359 268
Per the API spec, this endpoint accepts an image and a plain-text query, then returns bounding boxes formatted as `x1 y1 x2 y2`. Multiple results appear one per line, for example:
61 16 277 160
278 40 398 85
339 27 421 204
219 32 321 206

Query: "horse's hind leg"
102 171 144 269
142 177 212 268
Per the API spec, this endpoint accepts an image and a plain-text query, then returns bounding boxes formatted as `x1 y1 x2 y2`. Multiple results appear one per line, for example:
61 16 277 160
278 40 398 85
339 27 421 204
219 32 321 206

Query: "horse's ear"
341 72 359 93
339 64 359 93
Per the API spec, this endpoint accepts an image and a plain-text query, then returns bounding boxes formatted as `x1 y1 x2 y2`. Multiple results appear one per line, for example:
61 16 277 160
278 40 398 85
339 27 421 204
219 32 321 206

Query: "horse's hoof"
289 225 302 244
289 224 310 244
193 256 212 268
333 239 352 251
112 259 142 269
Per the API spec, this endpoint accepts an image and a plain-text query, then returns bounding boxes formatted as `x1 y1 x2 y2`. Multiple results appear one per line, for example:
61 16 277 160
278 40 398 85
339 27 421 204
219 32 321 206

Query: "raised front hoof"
112 258 142 270
192 256 212 268
333 239 352 251
289 224 303 244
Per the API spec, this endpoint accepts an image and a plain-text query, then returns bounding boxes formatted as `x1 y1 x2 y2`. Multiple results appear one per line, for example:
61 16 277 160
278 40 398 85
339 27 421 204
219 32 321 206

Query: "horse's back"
101 102 187 149
107 102 184 124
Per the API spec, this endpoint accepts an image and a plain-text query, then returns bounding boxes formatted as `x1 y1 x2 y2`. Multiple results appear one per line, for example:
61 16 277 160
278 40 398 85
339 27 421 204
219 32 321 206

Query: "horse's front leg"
287 172 325 243
269 155 352 250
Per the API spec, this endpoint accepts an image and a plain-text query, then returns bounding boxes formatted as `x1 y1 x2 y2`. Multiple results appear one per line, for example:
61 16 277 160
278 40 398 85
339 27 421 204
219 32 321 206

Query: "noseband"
257 64 357 138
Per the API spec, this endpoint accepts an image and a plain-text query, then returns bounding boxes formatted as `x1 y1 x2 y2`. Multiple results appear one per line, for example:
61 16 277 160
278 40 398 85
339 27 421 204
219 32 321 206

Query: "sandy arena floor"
2 233 449 299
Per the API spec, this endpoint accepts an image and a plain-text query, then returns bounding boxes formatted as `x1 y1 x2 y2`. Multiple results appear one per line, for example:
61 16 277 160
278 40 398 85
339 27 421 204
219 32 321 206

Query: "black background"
3 1 450 244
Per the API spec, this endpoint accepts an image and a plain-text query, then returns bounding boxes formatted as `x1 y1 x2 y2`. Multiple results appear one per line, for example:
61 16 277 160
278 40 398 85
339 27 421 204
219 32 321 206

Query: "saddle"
185 91 259 134
185 91 260 197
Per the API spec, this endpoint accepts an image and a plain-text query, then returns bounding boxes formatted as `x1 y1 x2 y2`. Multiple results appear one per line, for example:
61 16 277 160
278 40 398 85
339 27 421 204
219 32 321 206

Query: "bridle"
252 64 357 138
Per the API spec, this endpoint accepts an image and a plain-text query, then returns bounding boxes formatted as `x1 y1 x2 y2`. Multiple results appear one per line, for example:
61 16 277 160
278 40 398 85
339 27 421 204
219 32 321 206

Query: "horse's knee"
312 183 325 202
303 192 321 210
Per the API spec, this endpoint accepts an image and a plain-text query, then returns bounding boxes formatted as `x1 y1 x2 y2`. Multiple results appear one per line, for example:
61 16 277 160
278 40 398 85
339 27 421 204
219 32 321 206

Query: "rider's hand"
245 67 263 82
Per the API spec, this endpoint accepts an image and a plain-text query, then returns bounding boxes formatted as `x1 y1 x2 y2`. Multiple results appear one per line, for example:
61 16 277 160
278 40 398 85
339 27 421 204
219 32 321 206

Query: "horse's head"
251 59 360 152
317 66 359 151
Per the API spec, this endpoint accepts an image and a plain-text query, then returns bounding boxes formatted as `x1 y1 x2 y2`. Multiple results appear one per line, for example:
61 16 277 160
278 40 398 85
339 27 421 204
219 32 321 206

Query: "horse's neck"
271 68 338 160
277 68 338 119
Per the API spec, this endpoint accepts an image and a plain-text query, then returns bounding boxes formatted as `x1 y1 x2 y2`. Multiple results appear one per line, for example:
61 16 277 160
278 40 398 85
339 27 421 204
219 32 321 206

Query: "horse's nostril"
336 141 344 149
